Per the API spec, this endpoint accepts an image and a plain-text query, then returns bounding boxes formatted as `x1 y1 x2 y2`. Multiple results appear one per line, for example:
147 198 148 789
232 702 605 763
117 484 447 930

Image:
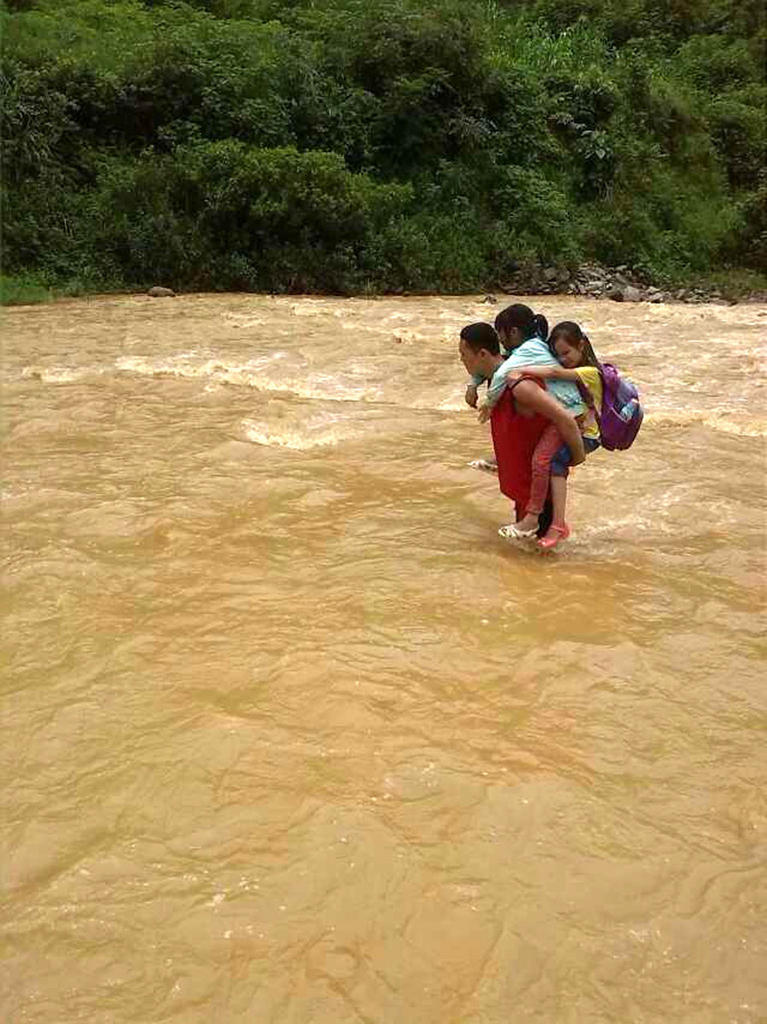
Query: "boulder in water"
147 286 175 298
611 285 643 302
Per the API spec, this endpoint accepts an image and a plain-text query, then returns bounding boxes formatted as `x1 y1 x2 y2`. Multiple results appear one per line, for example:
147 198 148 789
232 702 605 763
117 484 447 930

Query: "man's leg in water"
512 498 552 537
469 456 497 473
469 457 498 473
537 498 553 537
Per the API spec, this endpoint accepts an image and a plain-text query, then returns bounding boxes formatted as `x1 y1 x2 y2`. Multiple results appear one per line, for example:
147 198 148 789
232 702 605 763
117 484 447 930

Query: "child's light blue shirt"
472 337 584 414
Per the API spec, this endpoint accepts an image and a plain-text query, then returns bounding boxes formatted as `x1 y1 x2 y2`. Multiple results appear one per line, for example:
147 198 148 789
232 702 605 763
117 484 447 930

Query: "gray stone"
147 286 175 298
611 285 643 302
482 294 497 304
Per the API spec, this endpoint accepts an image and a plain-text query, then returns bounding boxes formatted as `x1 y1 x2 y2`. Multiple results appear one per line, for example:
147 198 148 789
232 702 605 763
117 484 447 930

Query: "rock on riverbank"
496 262 764 304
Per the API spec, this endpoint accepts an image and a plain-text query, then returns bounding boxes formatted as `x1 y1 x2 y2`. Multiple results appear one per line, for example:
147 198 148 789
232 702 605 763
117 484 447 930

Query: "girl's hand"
464 384 479 408
477 403 491 424
506 370 523 383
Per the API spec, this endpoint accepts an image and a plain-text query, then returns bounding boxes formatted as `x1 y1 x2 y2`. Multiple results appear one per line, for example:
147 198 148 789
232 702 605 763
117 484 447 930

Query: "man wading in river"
458 322 585 538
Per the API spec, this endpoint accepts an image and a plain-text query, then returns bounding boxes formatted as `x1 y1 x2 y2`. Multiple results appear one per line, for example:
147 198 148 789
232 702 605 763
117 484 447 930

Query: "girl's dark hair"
460 322 500 355
494 303 548 342
548 321 600 366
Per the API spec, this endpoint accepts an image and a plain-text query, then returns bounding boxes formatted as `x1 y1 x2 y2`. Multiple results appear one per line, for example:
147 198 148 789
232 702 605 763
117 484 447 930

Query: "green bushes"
1 0 765 296
79 143 414 292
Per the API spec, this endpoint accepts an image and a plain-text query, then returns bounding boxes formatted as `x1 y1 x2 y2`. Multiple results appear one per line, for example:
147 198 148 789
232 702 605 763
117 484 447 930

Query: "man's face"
459 338 481 375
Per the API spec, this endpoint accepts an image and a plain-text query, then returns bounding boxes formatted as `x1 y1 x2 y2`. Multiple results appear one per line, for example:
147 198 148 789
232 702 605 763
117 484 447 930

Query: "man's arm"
513 380 586 465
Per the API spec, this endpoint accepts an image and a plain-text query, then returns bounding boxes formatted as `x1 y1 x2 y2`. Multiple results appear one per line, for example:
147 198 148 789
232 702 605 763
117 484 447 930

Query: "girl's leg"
550 475 567 526
538 446 573 549
515 425 562 534
538 437 597 550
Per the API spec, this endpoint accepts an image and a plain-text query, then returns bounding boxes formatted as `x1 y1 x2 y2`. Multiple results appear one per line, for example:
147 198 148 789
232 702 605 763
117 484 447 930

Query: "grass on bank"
0 274 116 306
694 267 767 300
0 274 53 305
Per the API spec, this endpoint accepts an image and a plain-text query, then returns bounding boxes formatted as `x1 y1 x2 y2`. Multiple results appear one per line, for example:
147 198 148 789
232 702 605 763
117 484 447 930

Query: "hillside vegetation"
1 0 764 299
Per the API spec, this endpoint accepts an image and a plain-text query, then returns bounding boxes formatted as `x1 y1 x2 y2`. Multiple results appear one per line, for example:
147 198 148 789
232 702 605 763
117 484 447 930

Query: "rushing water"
2 293 766 1023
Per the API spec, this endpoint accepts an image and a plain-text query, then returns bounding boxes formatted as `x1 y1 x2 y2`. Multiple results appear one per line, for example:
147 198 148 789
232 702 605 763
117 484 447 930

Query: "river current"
2 293 766 1023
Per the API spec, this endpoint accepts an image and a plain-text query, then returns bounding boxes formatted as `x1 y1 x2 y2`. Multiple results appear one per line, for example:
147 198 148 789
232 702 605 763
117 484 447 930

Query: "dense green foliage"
1 0 764 296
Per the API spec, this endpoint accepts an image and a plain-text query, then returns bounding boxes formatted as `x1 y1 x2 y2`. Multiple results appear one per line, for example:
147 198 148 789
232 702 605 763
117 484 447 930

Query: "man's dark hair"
460 322 500 355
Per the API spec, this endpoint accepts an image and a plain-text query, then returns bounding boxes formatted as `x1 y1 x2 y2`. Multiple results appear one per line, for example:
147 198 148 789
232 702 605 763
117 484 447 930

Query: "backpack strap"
574 375 594 409
574 366 604 432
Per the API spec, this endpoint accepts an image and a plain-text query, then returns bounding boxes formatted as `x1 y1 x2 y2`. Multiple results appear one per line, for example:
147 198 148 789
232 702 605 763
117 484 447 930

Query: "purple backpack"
578 363 643 450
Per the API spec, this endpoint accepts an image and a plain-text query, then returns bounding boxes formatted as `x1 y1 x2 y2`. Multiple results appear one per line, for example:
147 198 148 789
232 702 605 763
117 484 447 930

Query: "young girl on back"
502 321 602 550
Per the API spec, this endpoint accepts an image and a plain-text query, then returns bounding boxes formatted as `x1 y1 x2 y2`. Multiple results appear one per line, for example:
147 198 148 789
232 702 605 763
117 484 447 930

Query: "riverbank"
498 262 767 305
3 265 766 309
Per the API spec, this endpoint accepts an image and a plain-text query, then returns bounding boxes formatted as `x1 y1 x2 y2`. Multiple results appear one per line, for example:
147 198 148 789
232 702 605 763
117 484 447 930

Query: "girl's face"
500 326 523 350
554 336 583 368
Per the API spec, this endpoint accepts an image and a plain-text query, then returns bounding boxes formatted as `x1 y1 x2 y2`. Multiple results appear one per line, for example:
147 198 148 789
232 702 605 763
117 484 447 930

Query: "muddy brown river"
2 293 766 1023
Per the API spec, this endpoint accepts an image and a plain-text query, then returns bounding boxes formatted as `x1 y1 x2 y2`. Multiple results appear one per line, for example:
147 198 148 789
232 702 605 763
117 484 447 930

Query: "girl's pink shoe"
537 523 570 551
